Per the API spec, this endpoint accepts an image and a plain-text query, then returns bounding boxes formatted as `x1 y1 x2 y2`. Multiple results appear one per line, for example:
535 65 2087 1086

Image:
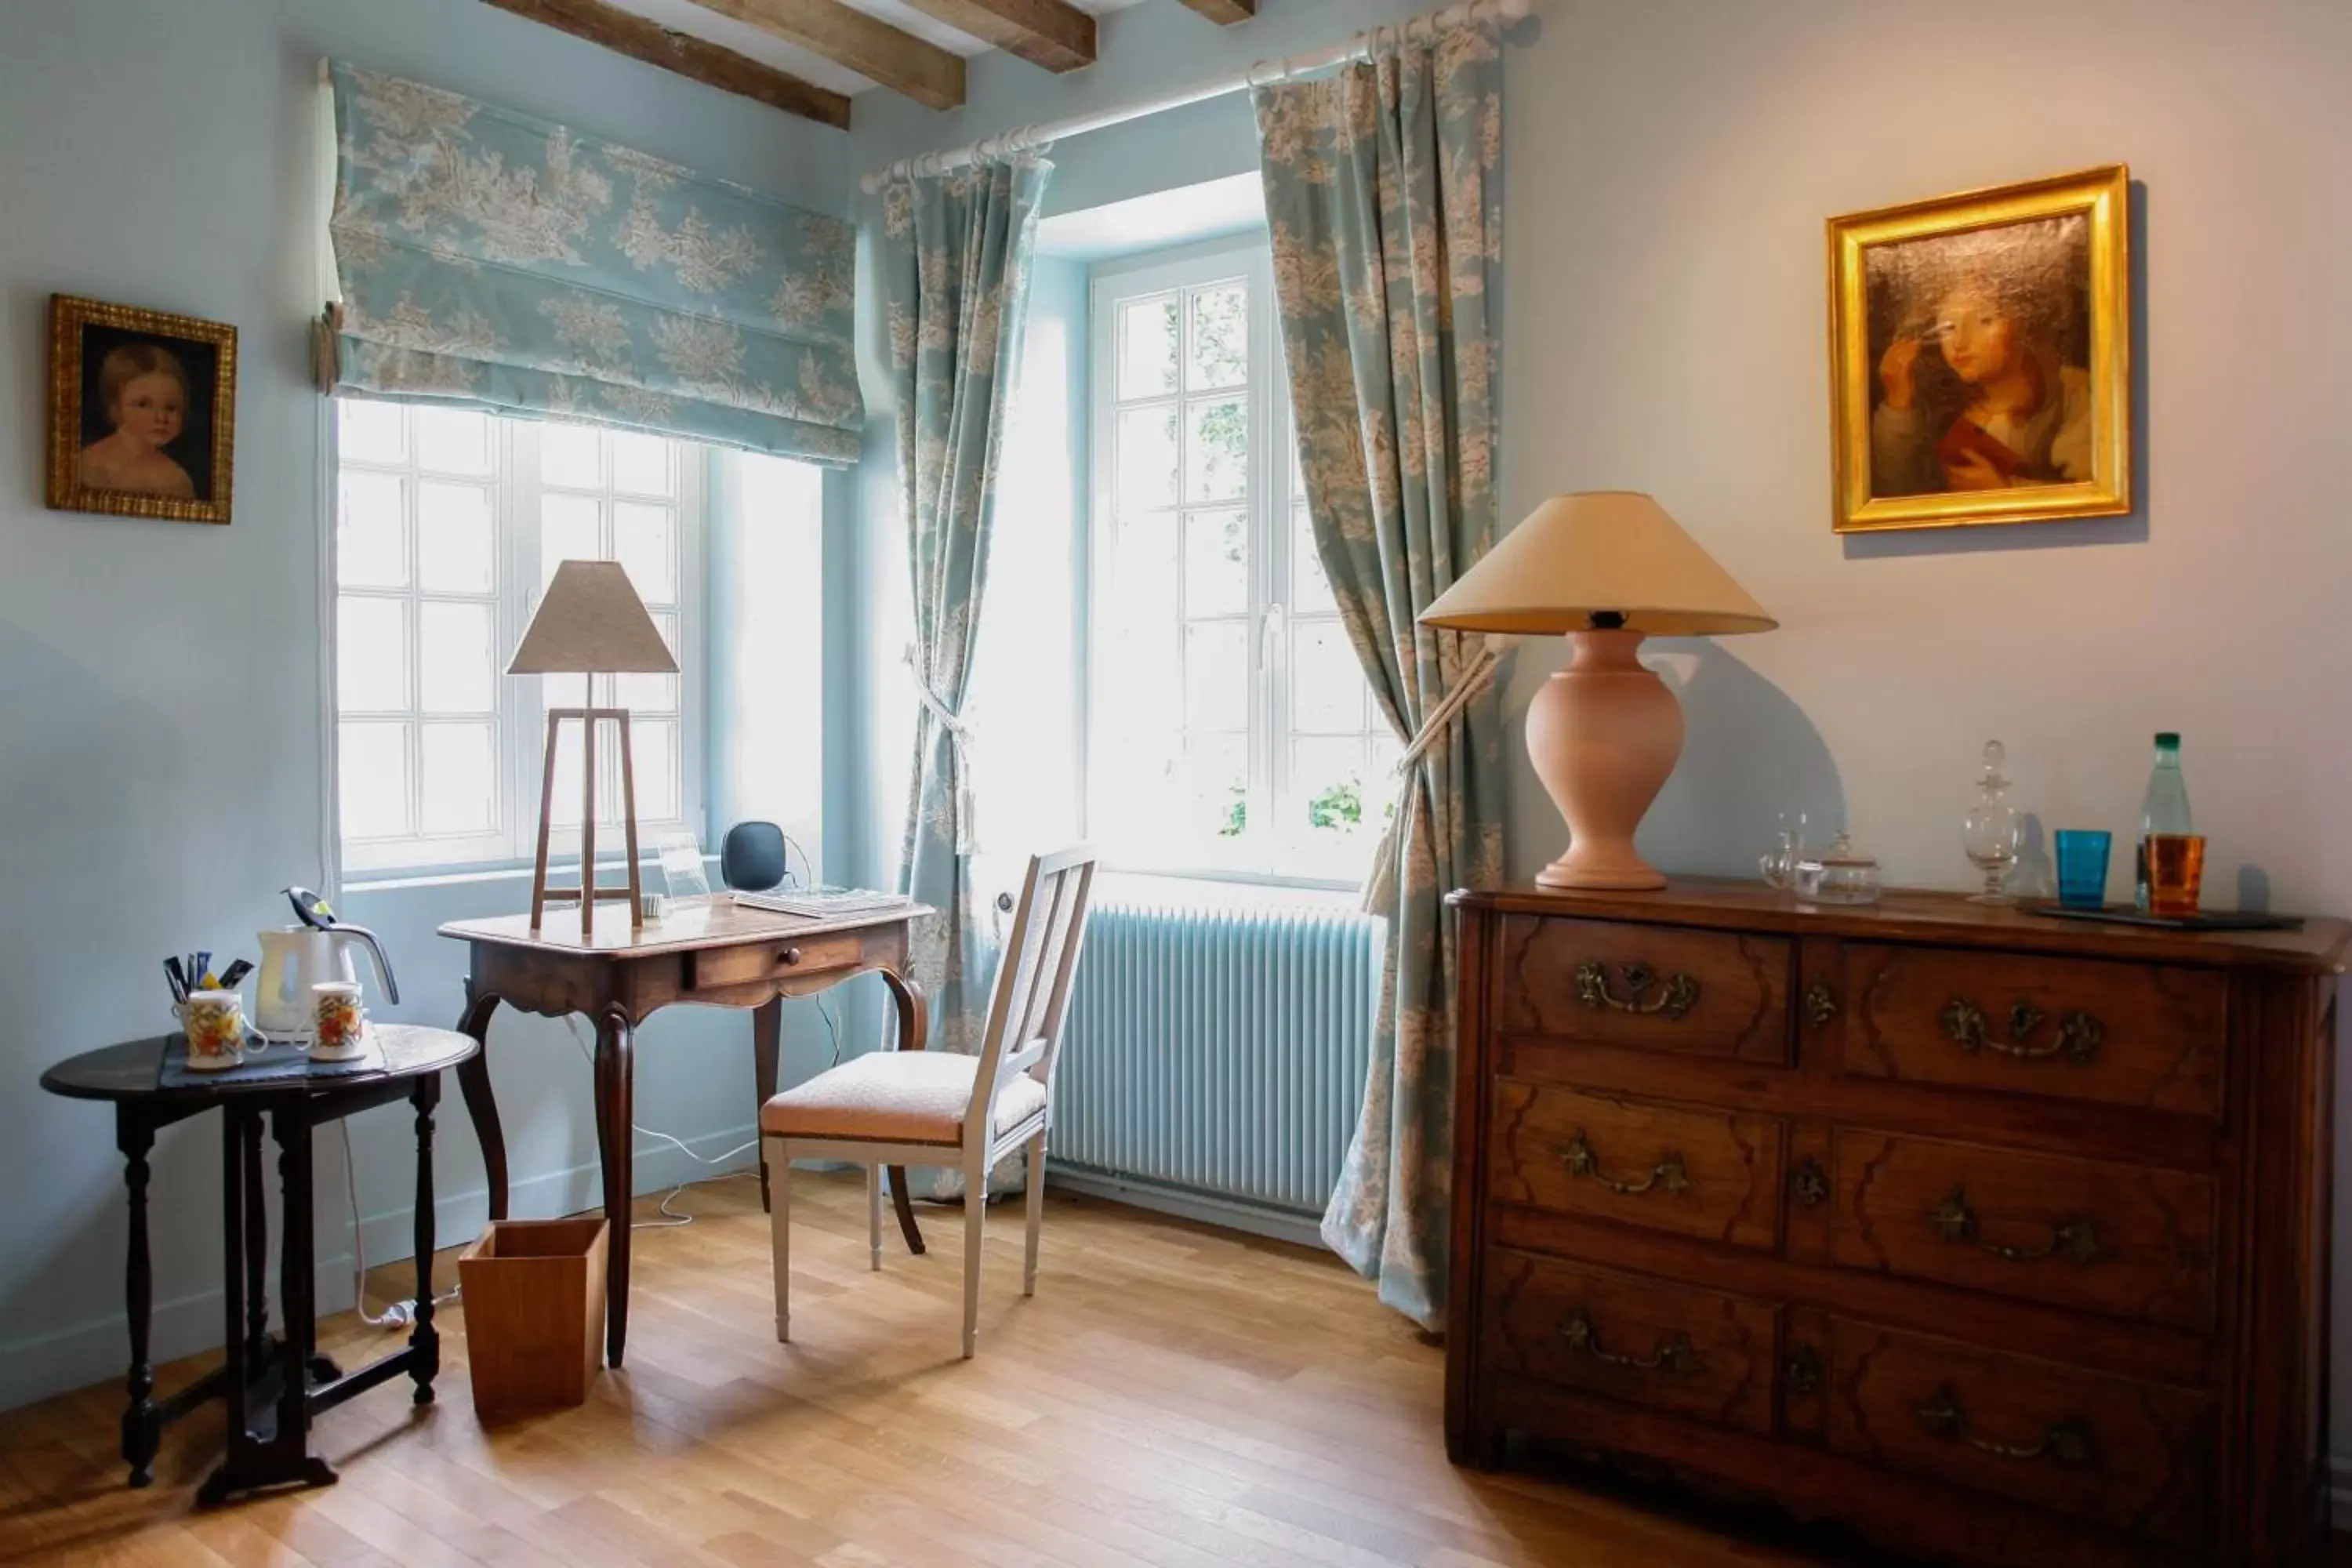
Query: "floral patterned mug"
176 990 247 1071
312 981 366 1061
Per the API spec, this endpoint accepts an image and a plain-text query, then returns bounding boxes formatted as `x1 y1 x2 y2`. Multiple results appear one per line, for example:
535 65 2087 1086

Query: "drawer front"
1490 1080 1784 1251
1497 916 1792 1065
1838 944 2226 1116
685 931 867 991
1830 1129 2217 1330
1826 1319 2212 1548
1483 1249 1777 1435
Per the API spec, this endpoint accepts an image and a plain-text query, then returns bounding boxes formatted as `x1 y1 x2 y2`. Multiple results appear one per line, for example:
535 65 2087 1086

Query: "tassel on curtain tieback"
1361 633 1510 913
904 641 979 857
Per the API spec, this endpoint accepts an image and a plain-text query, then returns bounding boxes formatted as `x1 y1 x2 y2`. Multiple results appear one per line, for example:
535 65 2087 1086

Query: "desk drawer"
1497 916 1791 1064
1837 945 2226 1117
684 931 867 991
1489 1080 1783 1252
1483 1249 1777 1436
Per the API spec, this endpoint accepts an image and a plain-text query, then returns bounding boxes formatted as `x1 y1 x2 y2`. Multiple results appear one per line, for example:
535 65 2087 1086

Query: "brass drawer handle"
1940 996 2103 1065
1577 960 1700 1020
1562 1309 1704 1376
1791 1156 1828 1209
1564 1130 1691 1198
1804 978 1837 1027
1928 1186 2103 1265
1786 1341 1823 1396
1916 1385 2094 1466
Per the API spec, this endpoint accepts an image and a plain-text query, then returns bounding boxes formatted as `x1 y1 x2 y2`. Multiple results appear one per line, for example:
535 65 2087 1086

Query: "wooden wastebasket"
457 1217 608 1416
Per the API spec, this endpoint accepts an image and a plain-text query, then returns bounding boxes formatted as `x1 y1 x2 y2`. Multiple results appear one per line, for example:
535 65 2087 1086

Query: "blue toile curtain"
325 63 862 463
880 158 1054 1059
1254 16 1508 1328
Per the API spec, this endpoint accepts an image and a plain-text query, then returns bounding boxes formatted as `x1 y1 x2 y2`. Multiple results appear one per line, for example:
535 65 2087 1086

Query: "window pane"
418 601 495 714
1185 397 1247 503
339 400 405 466
612 501 677 604
1116 405 1179 514
337 472 406 589
1118 294 1179 401
1291 503 1337 615
337 596 408 712
1184 621 1249 733
1183 733 1247 843
614 612 679 711
541 492 601 587
1292 619 1367 733
1189 282 1249 390
628 717 680 822
546 717 583 829
1182 508 1248 619
1109 513 1180 637
540 420 603 488
611 430 673 496
419 722 496 835
414 408 491 474
416 481 494 594
338 720 411 839
1294 737 1371 837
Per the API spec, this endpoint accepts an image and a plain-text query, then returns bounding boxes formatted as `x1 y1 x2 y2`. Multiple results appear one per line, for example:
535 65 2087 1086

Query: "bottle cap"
2154 731 2181 748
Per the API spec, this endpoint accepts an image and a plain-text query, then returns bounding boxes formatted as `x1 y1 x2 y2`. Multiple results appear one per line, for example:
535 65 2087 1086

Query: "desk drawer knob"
778 947 804 967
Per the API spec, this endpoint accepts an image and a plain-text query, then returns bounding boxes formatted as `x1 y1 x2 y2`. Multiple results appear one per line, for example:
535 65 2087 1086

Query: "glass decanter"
1961 740 2021 905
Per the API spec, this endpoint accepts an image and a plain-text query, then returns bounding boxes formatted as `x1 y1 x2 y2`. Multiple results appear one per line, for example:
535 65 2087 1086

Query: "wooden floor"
0 1174 1955 1566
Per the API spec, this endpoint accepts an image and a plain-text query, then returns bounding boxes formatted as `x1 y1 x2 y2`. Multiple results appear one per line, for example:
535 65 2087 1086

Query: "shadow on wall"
1638 642 1845 878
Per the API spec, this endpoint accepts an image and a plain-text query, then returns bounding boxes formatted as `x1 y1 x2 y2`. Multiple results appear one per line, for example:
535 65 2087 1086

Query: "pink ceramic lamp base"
1526 629 1682 891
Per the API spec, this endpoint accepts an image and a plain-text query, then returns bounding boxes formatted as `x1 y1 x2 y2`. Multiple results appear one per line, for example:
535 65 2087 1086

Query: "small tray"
2024 902 2304 933
158 1029 387 1090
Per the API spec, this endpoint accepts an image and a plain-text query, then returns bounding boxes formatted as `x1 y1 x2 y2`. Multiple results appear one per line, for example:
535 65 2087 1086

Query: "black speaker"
721 822 788 891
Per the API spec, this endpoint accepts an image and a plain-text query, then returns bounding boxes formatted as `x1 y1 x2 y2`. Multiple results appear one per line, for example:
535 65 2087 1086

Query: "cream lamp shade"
509 559 679 676
1422 492 1773 891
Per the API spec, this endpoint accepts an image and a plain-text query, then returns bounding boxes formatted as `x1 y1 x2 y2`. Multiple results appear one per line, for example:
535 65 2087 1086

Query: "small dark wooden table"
39 1025 474 1503
438 898 932 1369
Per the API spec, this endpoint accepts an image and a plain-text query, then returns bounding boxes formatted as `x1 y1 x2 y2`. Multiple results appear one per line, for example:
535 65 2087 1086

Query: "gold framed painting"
46 294 238 525
1828 165 2129 534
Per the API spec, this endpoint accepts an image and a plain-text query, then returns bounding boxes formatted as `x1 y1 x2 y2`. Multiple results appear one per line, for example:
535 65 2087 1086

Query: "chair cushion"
760 1050 1047 1146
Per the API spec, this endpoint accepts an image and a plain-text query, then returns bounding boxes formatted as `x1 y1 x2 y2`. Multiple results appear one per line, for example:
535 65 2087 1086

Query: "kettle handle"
336 924 401 1007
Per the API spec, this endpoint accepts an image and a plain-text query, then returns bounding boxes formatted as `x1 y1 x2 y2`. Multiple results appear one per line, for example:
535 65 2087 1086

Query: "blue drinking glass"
2054 829 2112 909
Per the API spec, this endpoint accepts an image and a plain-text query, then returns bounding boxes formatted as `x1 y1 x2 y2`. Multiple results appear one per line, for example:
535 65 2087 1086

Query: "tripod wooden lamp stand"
509 560 679 931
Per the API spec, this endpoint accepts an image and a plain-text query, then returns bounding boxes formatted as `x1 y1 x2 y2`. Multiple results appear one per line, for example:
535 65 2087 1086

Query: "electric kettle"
252 887 401 1037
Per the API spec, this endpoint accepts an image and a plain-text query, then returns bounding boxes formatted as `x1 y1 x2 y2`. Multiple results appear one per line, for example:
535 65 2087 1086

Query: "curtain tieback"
903 642 979 856
1363 633 1510 914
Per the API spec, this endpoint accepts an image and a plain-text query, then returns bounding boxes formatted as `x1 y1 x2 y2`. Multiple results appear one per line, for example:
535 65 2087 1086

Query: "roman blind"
321 63 862 464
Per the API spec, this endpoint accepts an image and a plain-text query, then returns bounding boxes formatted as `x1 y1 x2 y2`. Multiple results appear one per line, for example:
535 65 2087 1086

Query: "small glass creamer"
1795 831 1882 906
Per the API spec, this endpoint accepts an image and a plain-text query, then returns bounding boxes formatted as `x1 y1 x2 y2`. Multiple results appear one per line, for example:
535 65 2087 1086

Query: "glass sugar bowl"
1795 831 1882 906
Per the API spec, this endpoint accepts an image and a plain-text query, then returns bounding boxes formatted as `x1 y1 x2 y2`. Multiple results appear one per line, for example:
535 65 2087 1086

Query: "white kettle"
253 893 400 1036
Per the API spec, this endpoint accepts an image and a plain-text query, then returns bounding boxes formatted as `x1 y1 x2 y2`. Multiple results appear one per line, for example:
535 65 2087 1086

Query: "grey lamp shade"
508 560 679 676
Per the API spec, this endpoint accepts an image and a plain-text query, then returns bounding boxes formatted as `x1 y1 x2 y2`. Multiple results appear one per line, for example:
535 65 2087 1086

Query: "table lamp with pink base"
1420 492 1776 891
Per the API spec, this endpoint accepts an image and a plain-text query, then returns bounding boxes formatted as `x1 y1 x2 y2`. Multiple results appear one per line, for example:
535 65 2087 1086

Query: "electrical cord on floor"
563 1015 766 1229
340 1120 463 1330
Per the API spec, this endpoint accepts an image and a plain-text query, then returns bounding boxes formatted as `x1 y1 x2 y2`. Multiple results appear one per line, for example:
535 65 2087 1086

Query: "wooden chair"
759 846 1099 1358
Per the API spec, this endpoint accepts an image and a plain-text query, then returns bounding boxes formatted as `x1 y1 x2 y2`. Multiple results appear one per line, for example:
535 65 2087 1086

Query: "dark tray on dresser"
1445 879 2348 1567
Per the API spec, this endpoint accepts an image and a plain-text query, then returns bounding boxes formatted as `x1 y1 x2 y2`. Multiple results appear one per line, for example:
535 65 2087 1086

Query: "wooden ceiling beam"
898 0 1095 73
483 0 851 129
684 0 967 111
1174 0 1256 23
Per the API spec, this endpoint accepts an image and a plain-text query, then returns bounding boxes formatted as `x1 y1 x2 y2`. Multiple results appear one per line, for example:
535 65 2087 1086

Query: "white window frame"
332 401 706 877
1082 239 1391 887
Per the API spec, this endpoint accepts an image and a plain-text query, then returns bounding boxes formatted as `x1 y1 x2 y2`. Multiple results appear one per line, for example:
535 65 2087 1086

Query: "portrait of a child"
49 296 235 524
79 342 199 499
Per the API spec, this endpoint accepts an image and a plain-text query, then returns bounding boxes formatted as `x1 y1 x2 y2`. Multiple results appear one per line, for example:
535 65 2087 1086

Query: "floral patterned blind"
325 63 862 464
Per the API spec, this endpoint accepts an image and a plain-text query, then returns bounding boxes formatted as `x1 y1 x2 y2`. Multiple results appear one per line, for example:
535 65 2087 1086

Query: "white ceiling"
603 0 1152 99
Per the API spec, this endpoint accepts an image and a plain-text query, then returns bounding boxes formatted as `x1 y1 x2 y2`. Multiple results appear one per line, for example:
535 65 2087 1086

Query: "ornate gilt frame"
1828 165 2130 534
46 294 239 525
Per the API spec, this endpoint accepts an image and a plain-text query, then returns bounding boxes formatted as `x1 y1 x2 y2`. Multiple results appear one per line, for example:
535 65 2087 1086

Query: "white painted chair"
759 846 1099 1359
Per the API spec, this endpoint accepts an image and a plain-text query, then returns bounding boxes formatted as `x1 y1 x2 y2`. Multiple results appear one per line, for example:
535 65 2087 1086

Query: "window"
333 400 706 873
1086 243 1393 883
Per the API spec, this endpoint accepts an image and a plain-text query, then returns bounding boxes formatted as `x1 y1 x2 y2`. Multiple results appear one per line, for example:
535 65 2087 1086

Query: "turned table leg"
409 1076 441 1404
116 1109 158 1488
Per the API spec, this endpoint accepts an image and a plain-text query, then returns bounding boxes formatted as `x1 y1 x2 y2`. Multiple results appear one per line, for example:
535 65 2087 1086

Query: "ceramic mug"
176 989 247 1071
311 981 366 1061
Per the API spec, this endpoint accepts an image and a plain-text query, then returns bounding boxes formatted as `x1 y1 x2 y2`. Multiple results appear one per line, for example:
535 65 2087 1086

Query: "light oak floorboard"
1 1174 1890 1566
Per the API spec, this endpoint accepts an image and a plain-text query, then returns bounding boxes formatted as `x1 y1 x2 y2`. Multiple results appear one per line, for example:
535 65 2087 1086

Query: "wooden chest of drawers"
1445 881 2347 1566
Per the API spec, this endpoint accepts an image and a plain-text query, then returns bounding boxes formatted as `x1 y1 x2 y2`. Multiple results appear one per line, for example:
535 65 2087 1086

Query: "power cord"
561 1016 765 1229
340 1120 462 1330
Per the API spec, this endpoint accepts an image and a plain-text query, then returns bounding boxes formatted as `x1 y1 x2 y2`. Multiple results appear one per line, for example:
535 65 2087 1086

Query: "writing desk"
439 898 933 1367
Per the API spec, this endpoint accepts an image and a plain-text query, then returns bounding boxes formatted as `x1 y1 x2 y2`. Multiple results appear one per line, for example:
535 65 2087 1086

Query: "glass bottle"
1961 740 2020 905
2135 732 2193 911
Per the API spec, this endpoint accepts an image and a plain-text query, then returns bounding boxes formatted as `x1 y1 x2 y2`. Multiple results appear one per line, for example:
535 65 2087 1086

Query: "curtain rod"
858 0 1531 195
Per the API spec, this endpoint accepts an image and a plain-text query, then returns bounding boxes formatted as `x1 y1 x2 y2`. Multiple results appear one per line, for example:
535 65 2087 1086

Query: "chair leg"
961 1163 985 1359
1023 1134 1046 1298
768 1139 791 1343
866 1162 883 1272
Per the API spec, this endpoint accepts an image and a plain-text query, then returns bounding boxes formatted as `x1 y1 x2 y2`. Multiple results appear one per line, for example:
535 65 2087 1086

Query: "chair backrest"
964 845 1099 1146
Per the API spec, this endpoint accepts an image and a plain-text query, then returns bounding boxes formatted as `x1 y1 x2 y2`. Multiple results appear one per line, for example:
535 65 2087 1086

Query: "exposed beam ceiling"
484 0 852 127
1174 0 1254 22
897 0 1094 72
682 0 967 109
